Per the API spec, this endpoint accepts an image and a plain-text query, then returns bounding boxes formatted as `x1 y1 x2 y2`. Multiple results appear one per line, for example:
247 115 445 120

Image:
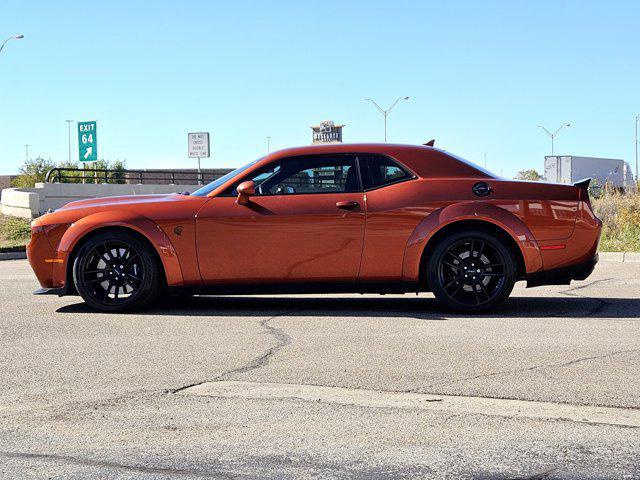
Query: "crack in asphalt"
558 277 614 316
422 348 640 390
421 277 625 390
173 310 297 393
559 277 614 295
0 450 241 479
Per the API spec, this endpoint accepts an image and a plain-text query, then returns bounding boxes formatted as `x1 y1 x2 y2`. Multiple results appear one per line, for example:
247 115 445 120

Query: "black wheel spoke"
444 277 460 289
483 263 504 269
477 280 490 299
449 284 463 299
124 272 142 282
442 260 460 271
445 250 462 262
79 239 146 306
437 236 509 308
83 269 110 276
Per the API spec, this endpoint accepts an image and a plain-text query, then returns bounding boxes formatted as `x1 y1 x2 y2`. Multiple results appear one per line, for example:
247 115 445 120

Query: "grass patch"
0 215 31 251
592 189 640 252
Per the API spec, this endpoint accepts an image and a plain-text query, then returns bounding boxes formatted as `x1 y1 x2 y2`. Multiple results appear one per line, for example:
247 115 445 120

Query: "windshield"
191 157 263 196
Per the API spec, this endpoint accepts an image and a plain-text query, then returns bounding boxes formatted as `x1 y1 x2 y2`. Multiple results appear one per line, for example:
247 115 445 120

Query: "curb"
599 252 640 263
0 251 26 261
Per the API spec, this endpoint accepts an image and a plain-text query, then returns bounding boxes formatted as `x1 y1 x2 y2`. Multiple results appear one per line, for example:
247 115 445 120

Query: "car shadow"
55 295 640 320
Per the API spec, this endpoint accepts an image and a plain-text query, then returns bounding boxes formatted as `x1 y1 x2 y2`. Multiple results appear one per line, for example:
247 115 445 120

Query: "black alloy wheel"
428 230 516 313
73 231 161 312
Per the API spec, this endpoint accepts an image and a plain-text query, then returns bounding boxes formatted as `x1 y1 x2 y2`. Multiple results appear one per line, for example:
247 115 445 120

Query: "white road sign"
188 132 210 158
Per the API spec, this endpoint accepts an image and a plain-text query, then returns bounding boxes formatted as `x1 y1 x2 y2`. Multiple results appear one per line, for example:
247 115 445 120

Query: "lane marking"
179 381 640 428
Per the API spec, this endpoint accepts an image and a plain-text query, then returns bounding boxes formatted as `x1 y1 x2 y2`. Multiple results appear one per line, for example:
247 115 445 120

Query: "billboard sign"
311 120 344 144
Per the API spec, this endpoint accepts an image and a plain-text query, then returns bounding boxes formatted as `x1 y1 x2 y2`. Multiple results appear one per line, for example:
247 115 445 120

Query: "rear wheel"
73 231 161 312
427 230 516 313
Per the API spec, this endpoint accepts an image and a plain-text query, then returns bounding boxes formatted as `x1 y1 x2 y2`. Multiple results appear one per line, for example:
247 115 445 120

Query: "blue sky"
1 0 638 177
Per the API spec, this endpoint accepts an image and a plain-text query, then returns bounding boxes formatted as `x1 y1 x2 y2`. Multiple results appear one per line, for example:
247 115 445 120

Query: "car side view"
27 143 602 313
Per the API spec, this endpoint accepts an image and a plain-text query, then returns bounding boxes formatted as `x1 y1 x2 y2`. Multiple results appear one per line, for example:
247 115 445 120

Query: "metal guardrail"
44 167 226 185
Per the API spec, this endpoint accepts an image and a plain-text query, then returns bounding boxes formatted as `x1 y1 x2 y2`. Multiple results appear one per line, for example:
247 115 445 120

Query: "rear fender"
402 202 543 282
54 211 183 287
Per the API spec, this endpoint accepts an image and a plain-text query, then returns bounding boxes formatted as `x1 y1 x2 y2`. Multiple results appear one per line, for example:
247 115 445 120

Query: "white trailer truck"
544 156 635 190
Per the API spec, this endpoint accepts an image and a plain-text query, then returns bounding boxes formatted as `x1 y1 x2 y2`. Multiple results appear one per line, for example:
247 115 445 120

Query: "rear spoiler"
573 178 591 190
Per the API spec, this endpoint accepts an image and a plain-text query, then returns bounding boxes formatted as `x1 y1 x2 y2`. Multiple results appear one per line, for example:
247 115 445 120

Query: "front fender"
402 202 543 282
53 211 184 288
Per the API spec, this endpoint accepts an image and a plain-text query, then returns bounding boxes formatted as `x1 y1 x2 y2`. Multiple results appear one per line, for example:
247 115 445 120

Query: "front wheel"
427 230 517 313
73 231 161 312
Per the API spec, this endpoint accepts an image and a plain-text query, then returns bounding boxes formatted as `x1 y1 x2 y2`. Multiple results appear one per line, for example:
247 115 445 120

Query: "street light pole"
0 34 24 55
364 96 410 142
66 120 74 164
537 123 571 155
635 114 639 182
24 145 29 163
267 136 271 153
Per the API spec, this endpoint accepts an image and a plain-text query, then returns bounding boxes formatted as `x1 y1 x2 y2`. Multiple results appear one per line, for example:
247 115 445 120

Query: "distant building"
544 156 634 190
311 120 344 144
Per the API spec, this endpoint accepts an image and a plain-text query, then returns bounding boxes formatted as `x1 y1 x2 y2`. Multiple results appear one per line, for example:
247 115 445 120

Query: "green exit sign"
78 121 97 162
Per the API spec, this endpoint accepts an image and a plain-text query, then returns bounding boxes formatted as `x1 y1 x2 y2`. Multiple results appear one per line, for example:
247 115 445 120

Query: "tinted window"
360 155 411 189
224 155 360 196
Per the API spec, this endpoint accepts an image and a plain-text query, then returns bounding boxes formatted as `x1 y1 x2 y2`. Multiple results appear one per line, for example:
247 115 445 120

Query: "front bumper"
526 253 599 288
34 287 67 296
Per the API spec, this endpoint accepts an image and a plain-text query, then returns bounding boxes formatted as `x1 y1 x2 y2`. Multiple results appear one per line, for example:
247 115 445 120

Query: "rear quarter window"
359 155 413 190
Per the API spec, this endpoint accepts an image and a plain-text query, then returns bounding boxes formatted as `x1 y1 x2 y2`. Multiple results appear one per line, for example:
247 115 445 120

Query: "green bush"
11 157 55 188
12 157 128 186
592 189 640 252
0 215 31 249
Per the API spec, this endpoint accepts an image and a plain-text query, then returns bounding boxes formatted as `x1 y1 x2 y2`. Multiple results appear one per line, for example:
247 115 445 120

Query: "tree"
12 157 128 187
56 160 81 183
515 169 544 181
11 157 56 187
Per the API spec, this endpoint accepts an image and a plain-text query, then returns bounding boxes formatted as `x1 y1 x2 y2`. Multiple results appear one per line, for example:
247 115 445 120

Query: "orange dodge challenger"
28 143 601 313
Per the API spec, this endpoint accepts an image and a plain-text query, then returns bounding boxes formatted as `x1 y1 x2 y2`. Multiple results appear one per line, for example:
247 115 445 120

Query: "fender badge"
173 226 184 236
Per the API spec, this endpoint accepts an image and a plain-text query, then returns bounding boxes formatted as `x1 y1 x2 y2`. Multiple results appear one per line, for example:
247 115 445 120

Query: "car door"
196 154 366 284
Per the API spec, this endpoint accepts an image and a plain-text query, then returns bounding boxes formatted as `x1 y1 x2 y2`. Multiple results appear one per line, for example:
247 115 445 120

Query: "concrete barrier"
1 182 202 218
1 188 40 219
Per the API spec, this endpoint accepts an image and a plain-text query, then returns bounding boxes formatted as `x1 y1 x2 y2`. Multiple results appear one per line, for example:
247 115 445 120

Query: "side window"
224 155 360 196
360 155 411 190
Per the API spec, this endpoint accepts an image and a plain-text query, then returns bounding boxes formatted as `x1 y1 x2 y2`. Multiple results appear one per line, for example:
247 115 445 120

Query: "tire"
427 230 516 313
73 231 161 312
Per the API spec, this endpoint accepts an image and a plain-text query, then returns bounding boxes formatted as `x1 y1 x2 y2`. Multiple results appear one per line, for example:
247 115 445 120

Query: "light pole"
267 136 271 153
24 145 29 163
0 34 24 55
538 123 571 155
364 96 409 142
635 114 639 181
66 120 74 164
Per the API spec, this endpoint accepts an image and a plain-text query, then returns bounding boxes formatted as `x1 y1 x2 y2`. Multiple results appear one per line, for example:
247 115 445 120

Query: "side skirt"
169 281 424 296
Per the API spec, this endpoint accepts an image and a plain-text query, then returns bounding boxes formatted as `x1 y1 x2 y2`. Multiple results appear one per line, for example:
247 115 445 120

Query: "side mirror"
236 181 255 205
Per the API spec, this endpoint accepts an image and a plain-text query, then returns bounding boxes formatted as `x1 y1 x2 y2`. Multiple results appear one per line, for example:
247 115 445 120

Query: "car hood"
58 194 180 211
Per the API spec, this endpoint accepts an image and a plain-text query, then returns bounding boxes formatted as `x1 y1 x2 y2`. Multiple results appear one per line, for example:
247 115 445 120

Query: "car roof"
263 143 429 160
259 143 493 180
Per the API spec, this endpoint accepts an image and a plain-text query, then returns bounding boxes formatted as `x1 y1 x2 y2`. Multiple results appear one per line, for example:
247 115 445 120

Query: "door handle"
336 200 359 210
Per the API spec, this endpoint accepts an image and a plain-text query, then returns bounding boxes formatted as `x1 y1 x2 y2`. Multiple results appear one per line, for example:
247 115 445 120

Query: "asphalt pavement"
0 259 638 479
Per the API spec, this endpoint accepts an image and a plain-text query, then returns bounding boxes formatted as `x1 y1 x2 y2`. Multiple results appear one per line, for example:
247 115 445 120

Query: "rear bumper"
526 253 599 288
